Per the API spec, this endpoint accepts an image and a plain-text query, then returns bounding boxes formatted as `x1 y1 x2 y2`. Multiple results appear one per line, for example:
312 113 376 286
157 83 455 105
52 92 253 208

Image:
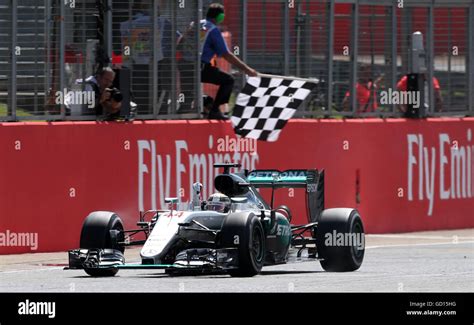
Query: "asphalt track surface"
1 229 473 292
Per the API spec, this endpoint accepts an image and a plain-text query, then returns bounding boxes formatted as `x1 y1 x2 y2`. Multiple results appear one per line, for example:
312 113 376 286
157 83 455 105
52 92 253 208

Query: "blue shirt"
200 20 229 63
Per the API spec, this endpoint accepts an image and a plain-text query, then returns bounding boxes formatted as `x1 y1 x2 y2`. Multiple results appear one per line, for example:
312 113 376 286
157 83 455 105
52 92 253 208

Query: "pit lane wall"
1 118 473 254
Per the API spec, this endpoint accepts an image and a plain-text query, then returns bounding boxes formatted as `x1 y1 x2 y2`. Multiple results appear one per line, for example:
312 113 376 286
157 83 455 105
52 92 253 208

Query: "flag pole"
256 73 320 84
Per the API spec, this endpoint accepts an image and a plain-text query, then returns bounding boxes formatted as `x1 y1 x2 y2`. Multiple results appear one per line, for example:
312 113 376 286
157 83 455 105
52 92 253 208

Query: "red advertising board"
0 118 473 254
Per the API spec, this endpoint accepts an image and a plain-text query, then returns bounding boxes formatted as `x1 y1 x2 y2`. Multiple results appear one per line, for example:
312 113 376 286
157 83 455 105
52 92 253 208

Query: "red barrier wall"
1 118 473 254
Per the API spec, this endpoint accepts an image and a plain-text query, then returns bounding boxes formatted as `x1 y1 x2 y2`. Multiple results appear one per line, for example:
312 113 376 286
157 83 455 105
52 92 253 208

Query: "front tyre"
80 211 125 277
219 212 265 277
315 208 365 272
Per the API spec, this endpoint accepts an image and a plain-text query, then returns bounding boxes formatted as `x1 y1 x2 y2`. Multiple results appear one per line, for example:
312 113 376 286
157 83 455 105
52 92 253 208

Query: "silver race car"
66 163 365 277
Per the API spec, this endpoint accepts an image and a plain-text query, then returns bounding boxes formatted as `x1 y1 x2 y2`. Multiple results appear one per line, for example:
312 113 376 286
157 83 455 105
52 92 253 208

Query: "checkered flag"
231 74 317 142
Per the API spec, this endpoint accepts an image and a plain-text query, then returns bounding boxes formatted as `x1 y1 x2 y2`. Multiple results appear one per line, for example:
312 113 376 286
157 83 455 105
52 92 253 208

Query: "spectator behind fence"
83 67 122 120
176 21 198 113
176 20 222 113
120 2 173 113
179 3 258 120
173 0 213 113
396 74 443 113
341 65 383 113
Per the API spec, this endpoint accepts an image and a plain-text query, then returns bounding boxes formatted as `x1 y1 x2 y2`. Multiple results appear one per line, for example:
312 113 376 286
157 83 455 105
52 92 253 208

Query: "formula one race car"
66 163 365 277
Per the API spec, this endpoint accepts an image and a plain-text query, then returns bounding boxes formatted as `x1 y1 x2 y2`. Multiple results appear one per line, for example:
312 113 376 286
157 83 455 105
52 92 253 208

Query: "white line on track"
366 240 474 249
367 234 474 240
0 267 64 274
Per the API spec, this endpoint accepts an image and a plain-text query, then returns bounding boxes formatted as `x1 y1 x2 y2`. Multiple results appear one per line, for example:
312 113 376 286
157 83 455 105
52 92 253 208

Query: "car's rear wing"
247 169 325 223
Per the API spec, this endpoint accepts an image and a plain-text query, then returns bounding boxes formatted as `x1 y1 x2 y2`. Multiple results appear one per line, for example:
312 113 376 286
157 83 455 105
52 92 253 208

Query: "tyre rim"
351 222 364 259
252 227 264 263
111 222 125 252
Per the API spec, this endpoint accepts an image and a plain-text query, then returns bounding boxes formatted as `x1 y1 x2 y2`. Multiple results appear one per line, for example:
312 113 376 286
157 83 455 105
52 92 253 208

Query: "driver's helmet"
207 192 231 213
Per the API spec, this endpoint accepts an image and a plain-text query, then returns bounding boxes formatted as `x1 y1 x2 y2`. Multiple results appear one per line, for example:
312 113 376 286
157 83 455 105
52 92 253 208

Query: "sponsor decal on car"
276 224 291 237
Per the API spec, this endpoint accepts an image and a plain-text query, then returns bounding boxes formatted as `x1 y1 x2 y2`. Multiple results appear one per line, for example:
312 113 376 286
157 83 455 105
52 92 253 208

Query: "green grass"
0 103 34 118
453 91 466 97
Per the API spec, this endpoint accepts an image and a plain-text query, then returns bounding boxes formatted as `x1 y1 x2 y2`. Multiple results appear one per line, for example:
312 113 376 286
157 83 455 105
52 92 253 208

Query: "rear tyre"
219 212 265 277
80 211 125 277
315 208 365 272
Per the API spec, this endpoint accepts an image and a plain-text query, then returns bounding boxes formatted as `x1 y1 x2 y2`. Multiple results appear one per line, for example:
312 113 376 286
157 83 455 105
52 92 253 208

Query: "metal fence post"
105 0 113 62
33 4 39 114
240 0 248 88
283 0 290 76
327 0 334 114
427 1 434 116
170 1 177 115
469 3 473 114
296 3 301 77
447 7 452 111
10 0 17 119
59 0 66 119
402 7 412 76
391 0 398 114
80 0 87 118
45 0 51 117
195 0 203 114
350 0 359 114
152 0 158 118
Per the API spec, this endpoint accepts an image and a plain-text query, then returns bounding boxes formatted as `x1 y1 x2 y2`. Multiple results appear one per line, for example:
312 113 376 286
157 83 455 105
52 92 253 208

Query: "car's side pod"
306 169 325 224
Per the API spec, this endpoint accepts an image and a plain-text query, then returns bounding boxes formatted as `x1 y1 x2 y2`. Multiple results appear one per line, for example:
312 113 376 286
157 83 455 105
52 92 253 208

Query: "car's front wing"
65 247 240 273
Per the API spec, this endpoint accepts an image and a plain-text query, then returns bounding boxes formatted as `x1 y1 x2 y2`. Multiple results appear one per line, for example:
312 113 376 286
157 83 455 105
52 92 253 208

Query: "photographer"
84 67 123 120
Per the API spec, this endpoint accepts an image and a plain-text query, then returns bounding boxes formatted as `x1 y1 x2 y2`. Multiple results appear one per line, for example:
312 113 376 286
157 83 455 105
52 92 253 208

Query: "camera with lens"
105 87 123 103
